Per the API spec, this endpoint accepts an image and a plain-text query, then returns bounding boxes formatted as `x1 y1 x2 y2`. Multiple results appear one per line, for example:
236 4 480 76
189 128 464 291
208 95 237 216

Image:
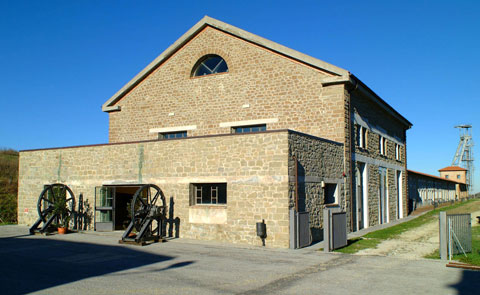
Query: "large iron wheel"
131 184 166 233
37 183 75 223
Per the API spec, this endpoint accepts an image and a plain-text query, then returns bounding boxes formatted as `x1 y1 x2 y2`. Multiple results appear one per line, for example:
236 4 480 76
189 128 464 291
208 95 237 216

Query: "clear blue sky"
1 1 479 192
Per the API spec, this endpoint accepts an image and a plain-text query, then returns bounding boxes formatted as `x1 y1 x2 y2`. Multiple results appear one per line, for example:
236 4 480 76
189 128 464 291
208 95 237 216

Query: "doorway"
94 185 142 231
355 163 366 231
396 171 403 219
378 167 388 224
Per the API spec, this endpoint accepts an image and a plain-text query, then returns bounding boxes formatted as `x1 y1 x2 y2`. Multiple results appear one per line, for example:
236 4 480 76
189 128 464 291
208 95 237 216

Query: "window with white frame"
395 144 401 161
357 125 368 149
379 136 387 156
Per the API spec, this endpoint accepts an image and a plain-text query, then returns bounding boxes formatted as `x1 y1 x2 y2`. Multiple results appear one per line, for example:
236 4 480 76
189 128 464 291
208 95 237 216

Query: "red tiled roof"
438 166 467 172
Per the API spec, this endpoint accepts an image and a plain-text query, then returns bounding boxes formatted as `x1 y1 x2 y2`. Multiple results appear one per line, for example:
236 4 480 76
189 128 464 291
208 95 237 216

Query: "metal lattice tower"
452 124 474 193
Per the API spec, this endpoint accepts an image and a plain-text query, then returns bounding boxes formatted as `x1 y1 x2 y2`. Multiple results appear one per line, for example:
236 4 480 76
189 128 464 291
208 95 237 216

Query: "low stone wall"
288 131 344 242
19 131 290 248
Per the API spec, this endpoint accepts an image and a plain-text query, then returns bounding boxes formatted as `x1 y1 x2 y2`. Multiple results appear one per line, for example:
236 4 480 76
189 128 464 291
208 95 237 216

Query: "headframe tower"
452 124 474 193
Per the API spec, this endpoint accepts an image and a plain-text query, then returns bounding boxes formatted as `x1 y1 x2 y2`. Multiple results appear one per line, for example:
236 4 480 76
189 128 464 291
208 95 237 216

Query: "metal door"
94 186 115 231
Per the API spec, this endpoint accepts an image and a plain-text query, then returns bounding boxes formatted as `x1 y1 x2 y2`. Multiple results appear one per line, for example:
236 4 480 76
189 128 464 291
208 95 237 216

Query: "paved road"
0 225 478 294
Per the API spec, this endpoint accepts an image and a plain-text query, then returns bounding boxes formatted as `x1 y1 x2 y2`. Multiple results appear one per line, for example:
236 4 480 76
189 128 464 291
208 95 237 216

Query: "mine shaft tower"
452 124 474 193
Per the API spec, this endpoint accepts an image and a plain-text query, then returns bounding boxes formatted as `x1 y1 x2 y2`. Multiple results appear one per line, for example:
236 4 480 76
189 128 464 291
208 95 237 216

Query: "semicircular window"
192 55 229 77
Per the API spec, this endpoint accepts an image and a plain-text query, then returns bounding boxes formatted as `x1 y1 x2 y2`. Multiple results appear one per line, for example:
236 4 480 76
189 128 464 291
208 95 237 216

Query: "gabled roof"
101 16 412 128
438 166 467 172
102 16 348 112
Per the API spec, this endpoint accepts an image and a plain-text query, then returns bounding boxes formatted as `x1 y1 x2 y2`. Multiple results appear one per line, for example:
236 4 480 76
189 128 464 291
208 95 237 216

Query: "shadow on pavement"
0 234 179 294
448 269 480 294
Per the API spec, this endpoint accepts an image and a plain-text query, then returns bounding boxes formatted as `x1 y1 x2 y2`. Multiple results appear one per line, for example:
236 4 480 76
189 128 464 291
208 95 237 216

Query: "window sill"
190 204 227 209
190 72 229 79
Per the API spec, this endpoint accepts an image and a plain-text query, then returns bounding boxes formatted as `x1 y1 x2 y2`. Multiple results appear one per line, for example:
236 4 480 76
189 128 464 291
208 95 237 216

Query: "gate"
323 206 347 252
439 212 472 259
289 210 311 249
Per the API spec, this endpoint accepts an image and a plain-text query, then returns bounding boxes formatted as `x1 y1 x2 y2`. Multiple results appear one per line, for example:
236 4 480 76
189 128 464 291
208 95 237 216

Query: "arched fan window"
192 55 228 77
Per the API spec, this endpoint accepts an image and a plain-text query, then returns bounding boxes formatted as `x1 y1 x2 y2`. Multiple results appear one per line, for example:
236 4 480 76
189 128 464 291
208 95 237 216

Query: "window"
395 144 401 161
457 175 461 179
190 183 227 205
159 131 187 140
192 55 228 77
324 183 338 205
356 125 368 149
445 175 449 179
379 136 387 156
232 124 266 134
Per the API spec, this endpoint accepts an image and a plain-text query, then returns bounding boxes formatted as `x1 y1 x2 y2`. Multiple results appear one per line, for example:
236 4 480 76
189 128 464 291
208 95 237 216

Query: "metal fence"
439 212 472 259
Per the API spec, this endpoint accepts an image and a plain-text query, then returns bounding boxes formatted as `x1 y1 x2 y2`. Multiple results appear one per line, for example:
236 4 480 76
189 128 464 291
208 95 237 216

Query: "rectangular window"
324 183 338 205
379 136 387 156
190 183 227 205
159 131 187 139
232 124 266 134
357 125 368 149
395 144 401 161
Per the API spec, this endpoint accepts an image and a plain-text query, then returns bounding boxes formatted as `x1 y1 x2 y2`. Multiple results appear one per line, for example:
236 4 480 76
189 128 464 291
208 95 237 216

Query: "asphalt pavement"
0 225 478 294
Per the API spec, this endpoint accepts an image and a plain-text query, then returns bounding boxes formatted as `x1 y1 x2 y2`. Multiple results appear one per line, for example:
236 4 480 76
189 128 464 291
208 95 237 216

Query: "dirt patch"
356 218 439 260
356 207 480 260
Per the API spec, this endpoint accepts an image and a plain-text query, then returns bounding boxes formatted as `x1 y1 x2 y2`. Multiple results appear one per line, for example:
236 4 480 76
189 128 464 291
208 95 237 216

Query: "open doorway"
94 185 142 231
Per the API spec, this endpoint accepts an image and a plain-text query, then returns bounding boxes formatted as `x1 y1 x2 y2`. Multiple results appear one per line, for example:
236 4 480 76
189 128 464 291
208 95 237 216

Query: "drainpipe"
346 76 358 231
293 155 299 212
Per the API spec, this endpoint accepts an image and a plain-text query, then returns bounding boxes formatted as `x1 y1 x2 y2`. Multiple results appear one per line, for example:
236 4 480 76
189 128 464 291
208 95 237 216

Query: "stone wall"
19 131 291 248
350 90 409 227
108 26 346 144
288 131 344 242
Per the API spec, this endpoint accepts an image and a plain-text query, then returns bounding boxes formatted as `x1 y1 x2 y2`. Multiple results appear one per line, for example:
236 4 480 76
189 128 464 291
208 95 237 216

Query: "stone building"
408 169 467 213
18 16 411 248
438 166 467 184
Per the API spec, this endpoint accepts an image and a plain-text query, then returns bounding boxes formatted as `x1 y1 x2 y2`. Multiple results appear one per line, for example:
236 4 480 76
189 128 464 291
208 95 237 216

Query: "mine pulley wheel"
131 184 166 232
37 183 75 222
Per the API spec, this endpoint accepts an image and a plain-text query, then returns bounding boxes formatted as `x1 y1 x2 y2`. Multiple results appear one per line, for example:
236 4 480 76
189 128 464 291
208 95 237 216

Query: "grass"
335 199 480 255
455 225 480 265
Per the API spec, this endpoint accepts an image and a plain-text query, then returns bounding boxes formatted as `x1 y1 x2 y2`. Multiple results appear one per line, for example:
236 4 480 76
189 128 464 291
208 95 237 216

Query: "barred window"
190 183 227 205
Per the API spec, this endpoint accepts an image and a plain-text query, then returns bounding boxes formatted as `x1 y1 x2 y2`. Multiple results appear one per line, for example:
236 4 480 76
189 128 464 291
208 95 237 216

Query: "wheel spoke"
152 190 160 204
49 186 56 200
